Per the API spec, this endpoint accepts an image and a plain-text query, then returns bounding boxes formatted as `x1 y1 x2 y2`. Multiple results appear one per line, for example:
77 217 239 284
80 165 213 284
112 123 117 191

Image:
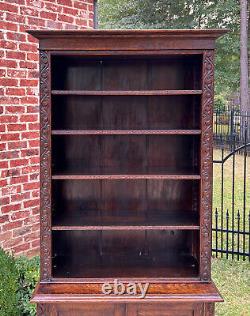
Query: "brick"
27 17 46 27
22 165 39 174
12 243 30 254
9 175 29 185
11 192 30 202
73 1 88 10
0 58 17 68
29 156 39 164
6 32 26 42
0 21 18 32
0 133 20 141
7 123 26 131
5 106 25 114
2 184 21 196
19 43 37 52
28 139 39 147
23 199 39 208
23 182 39 191
21 131 39 139
58 0 73 6
4 168 20 177
0 40 17 50
0 215 9 224
58 14 74 23
13 225 32 237
19 60 37 69
29 172 39 181
24 231 39 242
20 6 39 16
0 115 18 123
6 88 26 96
21 97 38 105
27 70 39 78
1 203 21 214
0 161 8 169
11 211 30 221
40 11 57 20
21 148 39 157
0 150 19 159
6 51 26 60
28 123 40 130
44 2 62 13
0 197 10 206
0 69 6 77
8 141 27 150
20 79 38 87
20 114 38 122
31 239 39 248
0 231 12 243
0 96 20 105
0 78 18 86
5 12 25 24
3 237 23 249
27 52 39 61
0 2 18 13
10 158 29 167
62 6 78 15
2 220 23 232
7 69 27 78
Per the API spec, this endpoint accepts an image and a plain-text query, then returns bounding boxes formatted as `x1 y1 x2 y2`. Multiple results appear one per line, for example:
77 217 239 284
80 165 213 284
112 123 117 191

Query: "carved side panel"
37 304 49 316
200 50 214 281
40 51 52 281
204 303 215 316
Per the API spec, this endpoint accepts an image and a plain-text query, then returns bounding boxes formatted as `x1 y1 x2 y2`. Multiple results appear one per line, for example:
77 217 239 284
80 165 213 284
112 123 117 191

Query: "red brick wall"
0 0 94 256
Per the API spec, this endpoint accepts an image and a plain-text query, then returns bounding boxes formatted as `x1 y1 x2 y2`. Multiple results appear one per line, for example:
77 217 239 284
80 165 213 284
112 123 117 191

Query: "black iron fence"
212 109 250 260
213 109 250 152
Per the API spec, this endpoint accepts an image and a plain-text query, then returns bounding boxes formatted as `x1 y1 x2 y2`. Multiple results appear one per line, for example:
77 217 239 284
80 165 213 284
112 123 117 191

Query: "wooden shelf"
52 210 199 231
32 282 223 303
51 90 202 96
52 253 199 279
52 130 201 135
52 174 201 180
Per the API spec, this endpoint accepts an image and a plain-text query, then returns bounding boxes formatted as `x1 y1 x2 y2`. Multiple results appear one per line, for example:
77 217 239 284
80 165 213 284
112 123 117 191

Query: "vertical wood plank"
200 50 215 281
40 50 52 281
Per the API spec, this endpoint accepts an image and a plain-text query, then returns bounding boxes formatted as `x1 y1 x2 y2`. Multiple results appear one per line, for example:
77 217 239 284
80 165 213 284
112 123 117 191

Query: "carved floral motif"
200 50 214 281
40 51 51 281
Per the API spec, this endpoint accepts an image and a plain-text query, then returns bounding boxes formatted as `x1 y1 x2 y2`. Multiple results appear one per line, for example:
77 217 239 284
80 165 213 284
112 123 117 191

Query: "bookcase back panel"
52 230 199 278
52 180 199 227
52 135 200 175
52 95 201 130
51 56 202 91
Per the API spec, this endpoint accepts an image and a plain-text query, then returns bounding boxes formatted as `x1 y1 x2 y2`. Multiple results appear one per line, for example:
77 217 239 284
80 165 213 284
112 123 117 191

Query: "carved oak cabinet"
29 30 227 316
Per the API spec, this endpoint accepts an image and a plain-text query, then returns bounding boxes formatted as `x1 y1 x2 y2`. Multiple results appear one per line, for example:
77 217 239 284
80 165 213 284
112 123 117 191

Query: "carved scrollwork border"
200 50 214 281
40 50 51 281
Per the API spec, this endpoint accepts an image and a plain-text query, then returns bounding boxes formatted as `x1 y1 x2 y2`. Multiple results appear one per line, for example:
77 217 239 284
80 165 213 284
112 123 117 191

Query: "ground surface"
212 258 250 316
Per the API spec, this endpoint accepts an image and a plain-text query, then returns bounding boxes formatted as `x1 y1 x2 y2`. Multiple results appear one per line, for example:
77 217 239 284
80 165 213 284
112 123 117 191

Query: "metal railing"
212 111 250 260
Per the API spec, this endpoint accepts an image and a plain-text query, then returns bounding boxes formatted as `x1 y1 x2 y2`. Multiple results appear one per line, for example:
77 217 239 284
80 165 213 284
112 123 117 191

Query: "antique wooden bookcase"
29 30 227 316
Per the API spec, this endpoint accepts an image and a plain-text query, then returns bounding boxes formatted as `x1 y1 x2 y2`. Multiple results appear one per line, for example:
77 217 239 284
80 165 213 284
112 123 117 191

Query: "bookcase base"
37 302 215 316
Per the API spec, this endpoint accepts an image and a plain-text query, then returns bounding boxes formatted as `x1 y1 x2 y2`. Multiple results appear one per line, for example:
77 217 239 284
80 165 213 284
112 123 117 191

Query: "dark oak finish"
29 29 227 315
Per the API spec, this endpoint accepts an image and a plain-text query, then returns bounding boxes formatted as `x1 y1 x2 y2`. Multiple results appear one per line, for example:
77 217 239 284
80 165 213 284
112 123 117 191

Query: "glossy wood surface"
33 282 222 302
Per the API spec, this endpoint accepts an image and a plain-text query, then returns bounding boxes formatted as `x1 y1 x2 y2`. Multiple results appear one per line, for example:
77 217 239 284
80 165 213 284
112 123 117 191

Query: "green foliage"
0 248 19 316
99 0 240 96
15 256 40 316
214 94 228 112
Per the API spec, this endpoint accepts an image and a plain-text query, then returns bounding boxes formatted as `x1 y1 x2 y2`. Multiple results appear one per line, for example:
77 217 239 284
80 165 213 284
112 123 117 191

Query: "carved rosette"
40 51 51 281
200 50 214 281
